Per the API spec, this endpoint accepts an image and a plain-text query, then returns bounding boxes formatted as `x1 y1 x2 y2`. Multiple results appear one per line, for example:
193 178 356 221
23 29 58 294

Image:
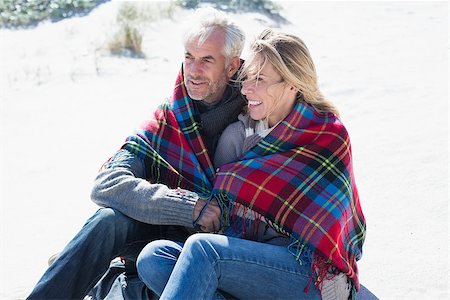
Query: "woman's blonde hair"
240 28 339 116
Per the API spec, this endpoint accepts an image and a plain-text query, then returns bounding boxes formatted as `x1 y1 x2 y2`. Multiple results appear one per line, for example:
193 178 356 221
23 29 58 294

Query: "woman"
136 29 366 299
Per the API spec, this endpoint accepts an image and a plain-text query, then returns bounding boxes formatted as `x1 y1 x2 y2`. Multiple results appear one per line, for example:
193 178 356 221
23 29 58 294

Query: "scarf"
196 82 245 156
212 100 366 290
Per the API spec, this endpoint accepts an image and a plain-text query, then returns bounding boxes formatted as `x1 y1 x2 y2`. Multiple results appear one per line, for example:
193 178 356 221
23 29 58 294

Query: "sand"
1 1 448 299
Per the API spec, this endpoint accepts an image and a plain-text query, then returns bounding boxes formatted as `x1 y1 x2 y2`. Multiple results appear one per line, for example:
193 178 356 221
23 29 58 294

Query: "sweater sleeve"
91 149 197 227
214 120 245 169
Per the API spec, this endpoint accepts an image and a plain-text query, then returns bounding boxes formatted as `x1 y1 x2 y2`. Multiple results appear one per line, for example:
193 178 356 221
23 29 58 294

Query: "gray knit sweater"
91 85 245 228
91 149 199 228
214 113 269 168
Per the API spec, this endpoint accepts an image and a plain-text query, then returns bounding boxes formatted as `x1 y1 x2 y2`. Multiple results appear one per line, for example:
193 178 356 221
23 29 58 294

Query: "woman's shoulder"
214 115 248 168
224 113 247 135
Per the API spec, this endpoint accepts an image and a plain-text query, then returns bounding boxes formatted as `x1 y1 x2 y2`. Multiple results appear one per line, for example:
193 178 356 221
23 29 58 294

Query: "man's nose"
189 60 203 77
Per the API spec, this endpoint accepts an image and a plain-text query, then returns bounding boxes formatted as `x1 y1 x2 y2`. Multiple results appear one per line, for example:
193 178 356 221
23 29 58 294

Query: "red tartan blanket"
121 67 366 290
212 101 366 289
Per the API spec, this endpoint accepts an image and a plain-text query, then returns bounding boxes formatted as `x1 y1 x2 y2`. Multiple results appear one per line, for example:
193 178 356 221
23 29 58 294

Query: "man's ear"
227 57 241 78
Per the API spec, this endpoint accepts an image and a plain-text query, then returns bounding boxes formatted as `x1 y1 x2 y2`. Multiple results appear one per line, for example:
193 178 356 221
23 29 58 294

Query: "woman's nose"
241 81 253 95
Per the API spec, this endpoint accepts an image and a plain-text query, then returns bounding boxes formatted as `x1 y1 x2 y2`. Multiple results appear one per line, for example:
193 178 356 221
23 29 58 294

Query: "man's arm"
91 149 198 227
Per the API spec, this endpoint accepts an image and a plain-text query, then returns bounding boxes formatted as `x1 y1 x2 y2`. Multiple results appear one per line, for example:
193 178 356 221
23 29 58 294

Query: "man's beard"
185 72 228 104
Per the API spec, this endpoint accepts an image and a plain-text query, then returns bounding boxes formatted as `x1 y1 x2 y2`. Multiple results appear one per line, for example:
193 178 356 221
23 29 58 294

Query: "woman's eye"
246 77 260 82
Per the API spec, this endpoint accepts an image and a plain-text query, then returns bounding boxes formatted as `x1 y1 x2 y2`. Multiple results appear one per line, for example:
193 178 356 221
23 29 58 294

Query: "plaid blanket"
213 100 366 289
120 66 365 290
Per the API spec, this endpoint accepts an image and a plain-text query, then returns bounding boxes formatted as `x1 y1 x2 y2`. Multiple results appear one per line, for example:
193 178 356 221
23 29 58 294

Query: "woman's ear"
227 57 241 78
288 84 299 92
286 84 299 97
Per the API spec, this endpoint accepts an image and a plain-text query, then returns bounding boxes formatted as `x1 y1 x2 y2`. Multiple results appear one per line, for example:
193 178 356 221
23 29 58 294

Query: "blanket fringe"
287 238 337 295
213 193 231 230
309 255 338 294
214 193 339 296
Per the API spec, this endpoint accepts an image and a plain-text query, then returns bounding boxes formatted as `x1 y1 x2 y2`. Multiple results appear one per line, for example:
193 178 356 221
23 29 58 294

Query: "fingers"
193 198 208 222
204 207 220 232
209 198 220 207
198 205 221 232
193 199 221 233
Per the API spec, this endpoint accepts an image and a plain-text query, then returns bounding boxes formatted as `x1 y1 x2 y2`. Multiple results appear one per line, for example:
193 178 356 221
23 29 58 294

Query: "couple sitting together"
28 7 367 300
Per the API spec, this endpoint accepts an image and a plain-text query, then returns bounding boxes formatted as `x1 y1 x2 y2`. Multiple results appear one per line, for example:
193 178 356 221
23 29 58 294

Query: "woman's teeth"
248 100 262 106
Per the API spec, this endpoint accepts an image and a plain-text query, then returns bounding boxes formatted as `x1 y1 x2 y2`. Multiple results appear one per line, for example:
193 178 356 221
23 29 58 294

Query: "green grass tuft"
0 0 98 28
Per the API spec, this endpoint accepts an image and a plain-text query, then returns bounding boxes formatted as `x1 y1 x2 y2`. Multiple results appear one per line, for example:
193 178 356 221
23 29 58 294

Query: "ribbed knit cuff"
160 188 199 228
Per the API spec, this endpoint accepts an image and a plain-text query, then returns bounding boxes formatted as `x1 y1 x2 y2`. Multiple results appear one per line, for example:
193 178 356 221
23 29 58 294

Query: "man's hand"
193 198 221 233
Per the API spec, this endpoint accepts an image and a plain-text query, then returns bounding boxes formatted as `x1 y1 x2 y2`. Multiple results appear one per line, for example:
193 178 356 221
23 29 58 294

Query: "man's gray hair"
183 7 245 62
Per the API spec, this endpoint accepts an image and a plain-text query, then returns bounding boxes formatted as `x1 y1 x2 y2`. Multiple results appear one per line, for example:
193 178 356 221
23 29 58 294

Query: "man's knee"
86 208 132 236
94 207 126 220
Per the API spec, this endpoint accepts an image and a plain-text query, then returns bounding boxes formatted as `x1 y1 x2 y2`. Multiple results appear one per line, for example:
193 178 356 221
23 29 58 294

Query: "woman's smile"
248 100 262 107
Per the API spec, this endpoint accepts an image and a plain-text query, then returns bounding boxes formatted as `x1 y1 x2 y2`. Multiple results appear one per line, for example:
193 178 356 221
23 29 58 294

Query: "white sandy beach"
0 1 448 299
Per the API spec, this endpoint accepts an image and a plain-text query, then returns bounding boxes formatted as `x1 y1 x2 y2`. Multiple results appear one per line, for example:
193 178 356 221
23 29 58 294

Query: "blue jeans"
27 208 179 299
136 233 322 300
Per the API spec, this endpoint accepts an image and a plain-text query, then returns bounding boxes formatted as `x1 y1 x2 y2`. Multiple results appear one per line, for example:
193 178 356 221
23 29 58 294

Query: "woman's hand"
193 198 221 233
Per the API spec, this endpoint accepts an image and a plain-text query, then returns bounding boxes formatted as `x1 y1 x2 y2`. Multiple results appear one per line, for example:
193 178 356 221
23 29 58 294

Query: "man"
27 7 246 299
